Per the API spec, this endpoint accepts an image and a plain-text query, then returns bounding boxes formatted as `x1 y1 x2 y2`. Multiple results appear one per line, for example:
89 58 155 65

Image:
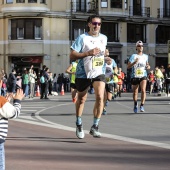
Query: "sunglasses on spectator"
91 22 101 26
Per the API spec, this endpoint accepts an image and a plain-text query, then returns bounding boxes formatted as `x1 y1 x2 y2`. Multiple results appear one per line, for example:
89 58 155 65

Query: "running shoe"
102 108 107 115
76 124 85 139
119 92 121 97
114 94 117 98
140 106 145 112
89 125 101 138
105 100 109 106
133 105 138 113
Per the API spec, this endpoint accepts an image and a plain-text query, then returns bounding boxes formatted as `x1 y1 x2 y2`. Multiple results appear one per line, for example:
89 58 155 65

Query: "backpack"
40 76 45 83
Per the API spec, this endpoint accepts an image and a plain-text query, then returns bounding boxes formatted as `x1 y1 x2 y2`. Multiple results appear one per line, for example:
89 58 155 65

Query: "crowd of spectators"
0 65 71 98
1 64 170 97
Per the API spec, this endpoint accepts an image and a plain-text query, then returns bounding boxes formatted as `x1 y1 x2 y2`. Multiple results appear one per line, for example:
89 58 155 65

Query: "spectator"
22 69 29 98
148 70 155 94
0 74 2 96
48 72 53 96
53 73 58 92
29 69 37 98
155 66 164 93
7 69 17 93
0 88 24 170
165 64 170 96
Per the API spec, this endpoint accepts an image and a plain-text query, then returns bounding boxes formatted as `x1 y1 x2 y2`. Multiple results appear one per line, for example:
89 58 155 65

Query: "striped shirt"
0 96 21 142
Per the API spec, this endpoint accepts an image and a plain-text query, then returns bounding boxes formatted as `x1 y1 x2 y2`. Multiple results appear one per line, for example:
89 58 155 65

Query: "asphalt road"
5 92 170 170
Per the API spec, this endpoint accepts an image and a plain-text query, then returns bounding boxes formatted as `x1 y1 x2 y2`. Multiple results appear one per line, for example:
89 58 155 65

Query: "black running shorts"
105 83 114 93
75 74 105 92
131 76 147 85
70 83 76 89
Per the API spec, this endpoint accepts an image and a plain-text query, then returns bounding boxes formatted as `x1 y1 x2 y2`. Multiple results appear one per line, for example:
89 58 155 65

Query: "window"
28 0 37 3
17 28 24 39
163 0 170 17
76 0 86 12
125 0 128 10
34 20 42 39
101 22 119 42
40 0 46 3
70 21 119 42
11 19 42 40
156 25 170 44
70 21 87 40
101 0 108 8
111 0 122 8
16 0 25 3
133 0 141 15
127 23 146 43
6 0 13 3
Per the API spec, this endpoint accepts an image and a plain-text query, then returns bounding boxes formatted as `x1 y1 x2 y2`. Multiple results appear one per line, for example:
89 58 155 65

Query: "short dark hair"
12 69 16 72
87 15 102 23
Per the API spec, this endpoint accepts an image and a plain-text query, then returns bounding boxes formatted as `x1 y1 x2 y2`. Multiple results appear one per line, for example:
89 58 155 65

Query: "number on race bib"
135 68 144 77
92 57 104 68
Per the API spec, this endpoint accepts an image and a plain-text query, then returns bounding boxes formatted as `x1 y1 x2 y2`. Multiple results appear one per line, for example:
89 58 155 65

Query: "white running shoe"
76 124 85 139
89 125 101 138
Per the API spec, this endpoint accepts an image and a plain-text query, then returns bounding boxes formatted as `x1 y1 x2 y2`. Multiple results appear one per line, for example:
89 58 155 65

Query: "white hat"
136 40 143 46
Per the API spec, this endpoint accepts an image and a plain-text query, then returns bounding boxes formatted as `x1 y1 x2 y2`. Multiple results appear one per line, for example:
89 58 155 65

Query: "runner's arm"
65 64 74 74
69 50 90 60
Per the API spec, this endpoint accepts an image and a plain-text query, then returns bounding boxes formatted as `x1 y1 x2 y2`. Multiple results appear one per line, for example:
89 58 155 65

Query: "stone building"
0 0 170 75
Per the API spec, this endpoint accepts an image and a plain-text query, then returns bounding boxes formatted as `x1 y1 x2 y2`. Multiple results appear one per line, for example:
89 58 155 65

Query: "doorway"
155 57 168 68
11 56 42 74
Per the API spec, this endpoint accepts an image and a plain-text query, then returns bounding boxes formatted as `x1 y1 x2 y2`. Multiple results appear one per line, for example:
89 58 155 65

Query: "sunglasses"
91 22 101 26
137 45 143 47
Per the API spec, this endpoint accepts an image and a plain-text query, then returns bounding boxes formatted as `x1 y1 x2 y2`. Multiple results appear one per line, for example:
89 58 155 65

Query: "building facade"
0 0 170 75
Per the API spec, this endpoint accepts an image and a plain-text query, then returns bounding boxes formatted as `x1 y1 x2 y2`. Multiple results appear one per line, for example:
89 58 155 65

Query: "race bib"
135 68 144 77
92 57 104 68
106 77 110 82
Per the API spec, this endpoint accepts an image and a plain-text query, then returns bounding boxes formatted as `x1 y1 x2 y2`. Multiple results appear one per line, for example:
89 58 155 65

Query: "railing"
71 0 98 13
129 6 150 17
157 8 170 18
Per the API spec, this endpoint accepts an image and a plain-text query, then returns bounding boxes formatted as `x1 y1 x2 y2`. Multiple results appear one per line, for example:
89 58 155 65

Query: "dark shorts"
131 76 147 85
113 83 118 89
165 79 170 84
105 83 114 93
149 81 155 86
75 74 105 92
70 83 76 89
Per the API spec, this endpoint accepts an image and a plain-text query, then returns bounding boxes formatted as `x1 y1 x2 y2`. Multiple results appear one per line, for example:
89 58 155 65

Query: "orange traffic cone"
36 85 40 97
60 84 65 96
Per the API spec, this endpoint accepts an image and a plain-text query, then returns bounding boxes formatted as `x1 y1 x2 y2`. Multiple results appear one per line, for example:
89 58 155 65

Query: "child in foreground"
0 88 24 170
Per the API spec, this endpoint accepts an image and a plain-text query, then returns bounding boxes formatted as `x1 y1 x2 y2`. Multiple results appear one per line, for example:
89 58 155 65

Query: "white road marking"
21 110 37 112
13 102 170 150
22 107 46 108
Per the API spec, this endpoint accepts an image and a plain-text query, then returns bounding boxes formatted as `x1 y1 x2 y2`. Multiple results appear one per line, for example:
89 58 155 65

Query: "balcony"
1 0 49 15
157 8 170 18
71 0 98 14
129 6 150 17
